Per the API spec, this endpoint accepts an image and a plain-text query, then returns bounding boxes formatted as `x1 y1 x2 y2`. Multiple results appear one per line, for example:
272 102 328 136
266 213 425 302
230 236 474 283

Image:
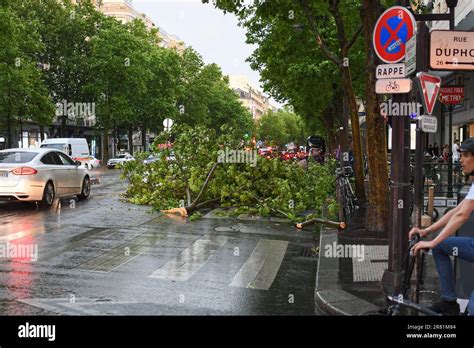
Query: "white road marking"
148 235 228 281
230 239 288 290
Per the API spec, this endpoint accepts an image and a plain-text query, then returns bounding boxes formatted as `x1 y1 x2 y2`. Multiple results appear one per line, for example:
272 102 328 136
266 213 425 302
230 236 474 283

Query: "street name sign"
420 115 437 133
417 73 441 115
373 6 416 63
439 86 464 105
375 78 412 94
376 63 406 79
430 30 474 71
405 35 416 76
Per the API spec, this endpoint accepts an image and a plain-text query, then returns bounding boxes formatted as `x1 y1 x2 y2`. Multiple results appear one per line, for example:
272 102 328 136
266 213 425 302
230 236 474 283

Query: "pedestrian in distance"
442 144 449 162
426 144 433 157
409 137 474 315
433 142 439 157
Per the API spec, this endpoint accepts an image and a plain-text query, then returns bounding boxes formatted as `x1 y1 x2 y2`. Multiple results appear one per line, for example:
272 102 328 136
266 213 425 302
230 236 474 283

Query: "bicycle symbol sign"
373 6 416 63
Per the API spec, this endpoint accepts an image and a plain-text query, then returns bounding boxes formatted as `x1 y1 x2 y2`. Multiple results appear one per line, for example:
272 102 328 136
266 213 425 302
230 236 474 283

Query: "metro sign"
439 86 464 105
417 73 441 115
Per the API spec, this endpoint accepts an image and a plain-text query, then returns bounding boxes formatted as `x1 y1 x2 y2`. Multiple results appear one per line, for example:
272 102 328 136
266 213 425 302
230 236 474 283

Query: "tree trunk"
362 0 389 234
340 66 366 203
141 125 147 151
115 124 119 154
61 116 67 137
6 114 12 149
128 126 134 155
40 125 45 142
102 125 109 163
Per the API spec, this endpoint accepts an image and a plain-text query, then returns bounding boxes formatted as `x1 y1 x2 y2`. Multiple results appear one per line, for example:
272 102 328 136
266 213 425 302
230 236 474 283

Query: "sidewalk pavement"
315 227 441 315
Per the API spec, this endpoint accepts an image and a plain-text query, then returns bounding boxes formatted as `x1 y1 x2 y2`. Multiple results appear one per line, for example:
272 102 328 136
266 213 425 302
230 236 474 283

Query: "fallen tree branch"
295 218 346 230
161 163 219 217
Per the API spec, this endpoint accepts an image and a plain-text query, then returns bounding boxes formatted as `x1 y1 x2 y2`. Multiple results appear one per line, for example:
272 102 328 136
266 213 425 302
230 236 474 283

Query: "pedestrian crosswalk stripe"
230 239 288 290
148 235 228 281
76 235 165 273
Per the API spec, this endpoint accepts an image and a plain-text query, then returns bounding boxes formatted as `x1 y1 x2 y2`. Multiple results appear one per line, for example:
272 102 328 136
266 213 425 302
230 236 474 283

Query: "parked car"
82 156 101 169
143 154 158 165
0 148 91 207
258 146 276 159
280 151 296 161
107 153 134 169
143 150 176 165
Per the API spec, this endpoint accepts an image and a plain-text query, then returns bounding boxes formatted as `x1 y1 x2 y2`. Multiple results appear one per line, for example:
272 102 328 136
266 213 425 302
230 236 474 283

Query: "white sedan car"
107 153 134 169
82 156 101 169
0 148 91 207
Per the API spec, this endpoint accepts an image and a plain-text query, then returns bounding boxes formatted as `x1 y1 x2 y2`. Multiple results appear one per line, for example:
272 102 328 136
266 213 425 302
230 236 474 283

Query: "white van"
40 138 90 162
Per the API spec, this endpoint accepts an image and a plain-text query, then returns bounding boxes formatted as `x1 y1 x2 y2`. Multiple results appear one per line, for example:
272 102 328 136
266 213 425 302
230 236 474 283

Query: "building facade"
228 75 274 121
97 0 185 51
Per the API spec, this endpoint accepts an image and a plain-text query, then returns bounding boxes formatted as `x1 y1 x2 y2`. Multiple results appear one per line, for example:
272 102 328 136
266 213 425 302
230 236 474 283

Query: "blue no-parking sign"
373 6 416 64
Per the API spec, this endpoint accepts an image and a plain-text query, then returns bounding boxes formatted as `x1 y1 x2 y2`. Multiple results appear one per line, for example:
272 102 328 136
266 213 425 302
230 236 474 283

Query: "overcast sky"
133 0 281 107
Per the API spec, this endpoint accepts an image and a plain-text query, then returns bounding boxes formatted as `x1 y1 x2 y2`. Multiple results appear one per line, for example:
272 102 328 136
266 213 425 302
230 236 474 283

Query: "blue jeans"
432 237 474 301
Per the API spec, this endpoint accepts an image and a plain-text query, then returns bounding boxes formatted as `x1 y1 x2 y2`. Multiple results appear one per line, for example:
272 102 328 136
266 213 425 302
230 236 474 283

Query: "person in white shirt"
409 137 474 315
452 139 461 164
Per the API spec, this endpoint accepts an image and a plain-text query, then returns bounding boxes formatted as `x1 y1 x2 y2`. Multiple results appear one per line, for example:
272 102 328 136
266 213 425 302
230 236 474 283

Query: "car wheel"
78 176 91 200
40 181 55 208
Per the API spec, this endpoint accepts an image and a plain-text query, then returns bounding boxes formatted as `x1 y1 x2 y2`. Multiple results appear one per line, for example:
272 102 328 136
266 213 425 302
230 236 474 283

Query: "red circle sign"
373 6 416 64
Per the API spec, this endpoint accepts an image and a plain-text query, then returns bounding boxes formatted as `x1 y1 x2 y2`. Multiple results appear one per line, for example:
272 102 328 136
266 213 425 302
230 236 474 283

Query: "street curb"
314 228 382 316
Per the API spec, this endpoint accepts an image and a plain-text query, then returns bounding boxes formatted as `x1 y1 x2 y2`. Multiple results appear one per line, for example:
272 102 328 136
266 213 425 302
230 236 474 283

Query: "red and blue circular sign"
373 6 416 64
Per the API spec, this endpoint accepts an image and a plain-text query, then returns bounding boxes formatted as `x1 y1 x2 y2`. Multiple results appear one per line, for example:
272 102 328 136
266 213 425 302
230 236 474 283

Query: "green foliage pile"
121 125 338 221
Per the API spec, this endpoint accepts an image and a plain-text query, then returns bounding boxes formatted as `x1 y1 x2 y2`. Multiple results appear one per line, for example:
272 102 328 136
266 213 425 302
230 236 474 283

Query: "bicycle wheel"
424 207 439 221
344 183 355 217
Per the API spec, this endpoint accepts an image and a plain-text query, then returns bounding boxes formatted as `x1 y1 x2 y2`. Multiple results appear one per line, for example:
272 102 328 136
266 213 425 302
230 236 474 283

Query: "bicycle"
406 185 440 222
335 166 358 221
362 235 441 316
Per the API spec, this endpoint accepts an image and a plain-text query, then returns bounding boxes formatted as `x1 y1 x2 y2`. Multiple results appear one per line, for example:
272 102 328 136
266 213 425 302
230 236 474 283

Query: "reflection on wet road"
0 169 319 315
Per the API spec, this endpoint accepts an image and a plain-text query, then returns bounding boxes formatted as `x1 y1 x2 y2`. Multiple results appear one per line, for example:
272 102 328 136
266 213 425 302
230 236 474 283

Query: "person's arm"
409 199 464 239
414 199 474 253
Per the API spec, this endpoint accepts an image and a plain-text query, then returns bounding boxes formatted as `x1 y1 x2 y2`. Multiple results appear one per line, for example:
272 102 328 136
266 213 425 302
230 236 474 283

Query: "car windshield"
0 151 38 163
40 144 65 151
115 155 127 159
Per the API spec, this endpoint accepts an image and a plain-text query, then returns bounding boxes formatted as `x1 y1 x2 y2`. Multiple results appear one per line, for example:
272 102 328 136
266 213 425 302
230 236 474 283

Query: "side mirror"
75 160 81 167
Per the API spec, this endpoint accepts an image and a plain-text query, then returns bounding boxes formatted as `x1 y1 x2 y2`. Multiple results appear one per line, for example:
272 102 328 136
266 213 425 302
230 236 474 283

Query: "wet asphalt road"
0 169 320 315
